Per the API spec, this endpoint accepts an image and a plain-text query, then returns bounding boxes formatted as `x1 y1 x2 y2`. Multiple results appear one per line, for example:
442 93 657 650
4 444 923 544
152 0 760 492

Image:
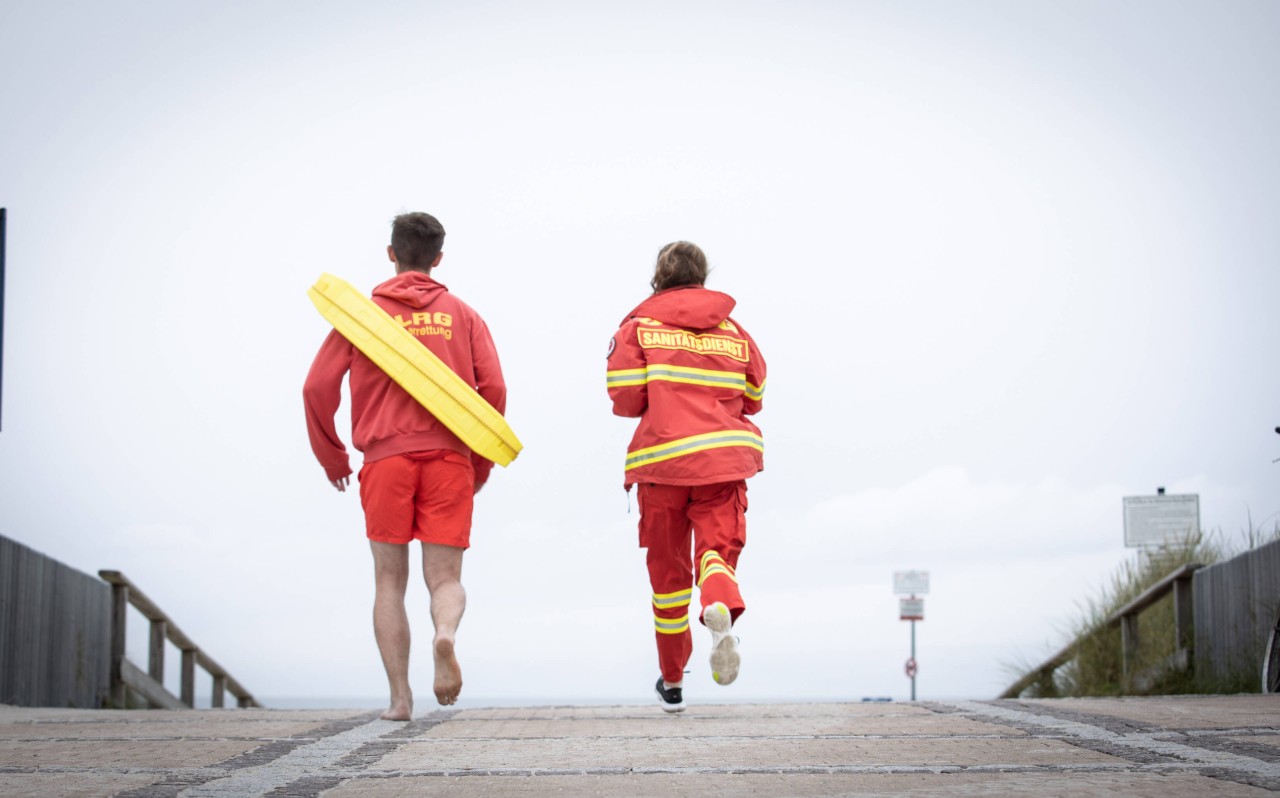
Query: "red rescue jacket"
607 285 766 488
303 271 507 489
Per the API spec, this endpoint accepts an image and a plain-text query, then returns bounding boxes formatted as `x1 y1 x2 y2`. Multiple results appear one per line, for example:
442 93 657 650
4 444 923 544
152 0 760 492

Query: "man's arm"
469 316 507 492
303 329 355 486
470 317 506 415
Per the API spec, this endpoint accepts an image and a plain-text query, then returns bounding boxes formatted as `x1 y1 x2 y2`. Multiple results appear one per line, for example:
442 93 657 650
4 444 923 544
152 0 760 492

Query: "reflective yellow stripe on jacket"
606 367 647 388
626 430 764 471
608 364 765 401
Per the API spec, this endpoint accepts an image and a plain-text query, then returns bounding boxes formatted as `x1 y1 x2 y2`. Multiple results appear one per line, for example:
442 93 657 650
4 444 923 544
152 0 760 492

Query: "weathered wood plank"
149 619 167 685
0 535 111 708
1173 576 1194 652
121 659 184 710
1121 614 1139 688
2 536 256 710
109 583 128 708
1109 563 1203 622
98 571 198 651
1193 539 1280 687
98 568 261 708
181 649 196 707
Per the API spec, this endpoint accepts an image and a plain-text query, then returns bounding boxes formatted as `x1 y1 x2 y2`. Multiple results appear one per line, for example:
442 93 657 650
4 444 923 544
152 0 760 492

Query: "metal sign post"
894 571 928 701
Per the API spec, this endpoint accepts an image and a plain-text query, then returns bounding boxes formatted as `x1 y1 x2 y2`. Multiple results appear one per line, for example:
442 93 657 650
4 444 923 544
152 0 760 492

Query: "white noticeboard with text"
894 571 930 595
1122 494 1200 548
900 597 924 621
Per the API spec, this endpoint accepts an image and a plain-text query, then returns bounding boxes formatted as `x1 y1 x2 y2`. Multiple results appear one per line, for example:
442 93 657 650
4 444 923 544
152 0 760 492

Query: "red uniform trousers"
639 481 747 685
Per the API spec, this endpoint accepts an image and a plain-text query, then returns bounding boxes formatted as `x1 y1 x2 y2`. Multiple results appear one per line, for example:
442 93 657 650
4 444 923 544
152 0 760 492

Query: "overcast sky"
2 0 1278 709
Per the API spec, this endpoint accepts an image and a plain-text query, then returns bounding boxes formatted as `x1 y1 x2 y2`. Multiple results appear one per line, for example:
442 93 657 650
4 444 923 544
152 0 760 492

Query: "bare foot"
433 637 463 706
381 694 412 721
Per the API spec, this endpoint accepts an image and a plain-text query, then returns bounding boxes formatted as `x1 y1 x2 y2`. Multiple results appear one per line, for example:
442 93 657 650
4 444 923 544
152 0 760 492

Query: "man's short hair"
391 212 446 270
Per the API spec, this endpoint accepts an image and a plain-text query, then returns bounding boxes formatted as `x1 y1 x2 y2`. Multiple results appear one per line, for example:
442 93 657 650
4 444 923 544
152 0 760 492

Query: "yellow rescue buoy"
307 273 521 466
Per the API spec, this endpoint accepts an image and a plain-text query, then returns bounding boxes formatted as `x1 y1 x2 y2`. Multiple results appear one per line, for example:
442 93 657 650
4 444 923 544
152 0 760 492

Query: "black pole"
1 207 6 432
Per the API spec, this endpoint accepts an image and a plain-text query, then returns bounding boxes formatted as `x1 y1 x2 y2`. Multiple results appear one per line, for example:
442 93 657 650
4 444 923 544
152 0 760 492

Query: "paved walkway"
1 695 1278 796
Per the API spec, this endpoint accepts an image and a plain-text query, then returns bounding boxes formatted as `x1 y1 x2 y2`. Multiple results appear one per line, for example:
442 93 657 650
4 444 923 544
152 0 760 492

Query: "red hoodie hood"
623 285 736 329
372 271 449 310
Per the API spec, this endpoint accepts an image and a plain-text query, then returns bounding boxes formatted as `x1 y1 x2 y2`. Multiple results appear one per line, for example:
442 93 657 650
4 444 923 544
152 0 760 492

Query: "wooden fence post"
181 649 196 708
109 583 128 708
98 570 260 709
148 619 167 702
1121 613 1139 689
1174 574 1194 655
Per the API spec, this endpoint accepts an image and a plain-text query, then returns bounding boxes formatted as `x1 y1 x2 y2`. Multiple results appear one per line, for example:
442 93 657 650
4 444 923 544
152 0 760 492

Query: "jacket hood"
373 271 449 309
624 286 736 329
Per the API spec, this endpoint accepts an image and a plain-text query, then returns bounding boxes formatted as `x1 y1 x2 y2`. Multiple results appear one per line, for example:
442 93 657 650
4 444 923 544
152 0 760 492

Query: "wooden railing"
1000 563 1202 699
98 571 260 709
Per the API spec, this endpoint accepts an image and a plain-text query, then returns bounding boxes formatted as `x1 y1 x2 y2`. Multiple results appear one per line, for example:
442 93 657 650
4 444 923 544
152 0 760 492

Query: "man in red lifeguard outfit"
304 212 507 719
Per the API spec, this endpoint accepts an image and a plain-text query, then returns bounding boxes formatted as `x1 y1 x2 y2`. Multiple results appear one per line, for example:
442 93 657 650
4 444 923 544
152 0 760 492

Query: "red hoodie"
304 271 507 488
607 285 766 488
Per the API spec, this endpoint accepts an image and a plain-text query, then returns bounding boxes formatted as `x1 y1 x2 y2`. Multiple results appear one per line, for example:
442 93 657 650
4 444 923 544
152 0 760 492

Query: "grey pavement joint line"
313 710 459 774
262 775 345 798
946 700 1280 779
1184 727 1280 737
0 761 1260 780
177 717 401 798
111 713 382 798
1158 734 1280 765
263 711 459 798
1005 699 1162 734
253 762 1269 778
215 712 381 772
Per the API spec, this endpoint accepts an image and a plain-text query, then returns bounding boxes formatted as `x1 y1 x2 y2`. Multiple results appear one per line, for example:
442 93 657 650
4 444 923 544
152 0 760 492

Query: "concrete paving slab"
374 735 1120 771
427 713 1019 739
1017 694 1280 730
0 738 258 768
0 698 1276 796
0 773 163 797
456 702 939 720
1234 735 1280 751
0 719 346 740
321 771 1277 797
0 707 370 724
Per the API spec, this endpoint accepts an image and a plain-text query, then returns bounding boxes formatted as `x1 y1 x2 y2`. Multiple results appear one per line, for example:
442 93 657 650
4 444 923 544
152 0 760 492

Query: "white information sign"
893 571 930 595
900 597 924 621
1122 494 1200 548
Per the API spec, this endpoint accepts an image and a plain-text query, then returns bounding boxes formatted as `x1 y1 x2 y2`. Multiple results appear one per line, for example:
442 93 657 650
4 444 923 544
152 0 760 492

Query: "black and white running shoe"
655 678 685 713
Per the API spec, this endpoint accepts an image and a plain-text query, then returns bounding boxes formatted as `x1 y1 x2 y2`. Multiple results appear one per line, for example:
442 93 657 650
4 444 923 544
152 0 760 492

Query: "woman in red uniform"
607 241 766 713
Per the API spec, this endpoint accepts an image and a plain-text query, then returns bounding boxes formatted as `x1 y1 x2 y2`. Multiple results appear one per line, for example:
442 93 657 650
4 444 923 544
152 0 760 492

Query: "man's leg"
421 543 466 706
370 541 413 720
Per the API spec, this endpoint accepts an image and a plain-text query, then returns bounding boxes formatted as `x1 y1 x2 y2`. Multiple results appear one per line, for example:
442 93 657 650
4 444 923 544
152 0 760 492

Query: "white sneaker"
703 602 739 685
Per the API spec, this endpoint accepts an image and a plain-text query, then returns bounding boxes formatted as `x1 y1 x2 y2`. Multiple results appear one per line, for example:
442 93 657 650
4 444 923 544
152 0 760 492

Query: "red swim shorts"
358 450 475 547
